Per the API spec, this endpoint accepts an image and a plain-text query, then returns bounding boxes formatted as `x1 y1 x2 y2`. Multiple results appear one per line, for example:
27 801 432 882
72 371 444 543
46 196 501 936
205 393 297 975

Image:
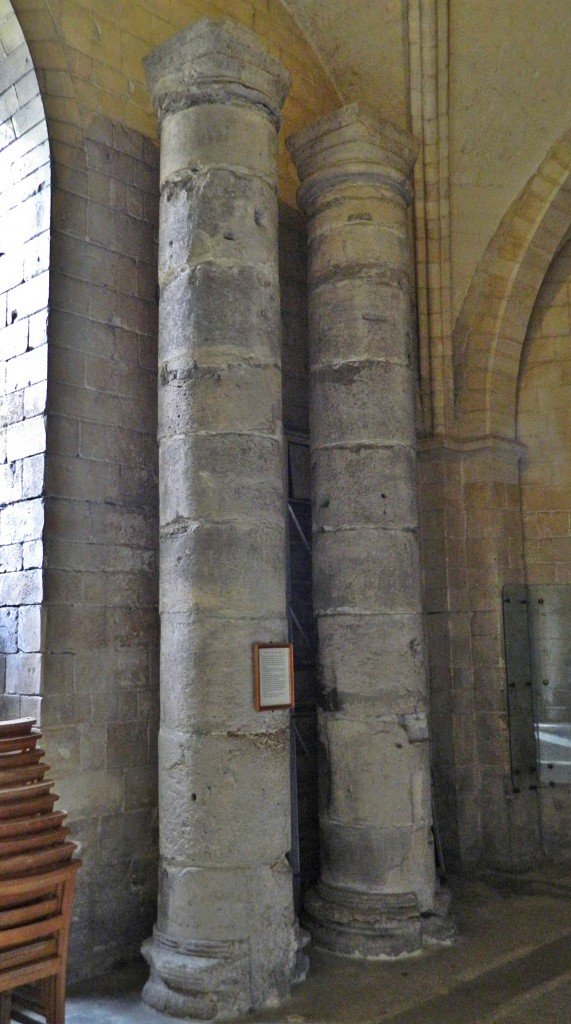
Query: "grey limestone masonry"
1 6 315 992
0 4 49 720
42 111 161 981
142 19 304 1023
288 105 451 957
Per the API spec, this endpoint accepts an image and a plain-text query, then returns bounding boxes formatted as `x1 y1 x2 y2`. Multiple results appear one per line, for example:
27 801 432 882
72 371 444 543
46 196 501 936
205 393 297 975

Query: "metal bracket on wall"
502 585 539 793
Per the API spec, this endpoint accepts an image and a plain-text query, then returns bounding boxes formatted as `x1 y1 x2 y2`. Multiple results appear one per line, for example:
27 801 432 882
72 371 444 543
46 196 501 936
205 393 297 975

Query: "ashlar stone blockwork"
0 3 50 720
288 105 452 956
143 19 303 1021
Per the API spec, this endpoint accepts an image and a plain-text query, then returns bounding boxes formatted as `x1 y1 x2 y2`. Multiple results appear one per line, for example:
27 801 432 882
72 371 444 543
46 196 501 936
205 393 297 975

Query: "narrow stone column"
288 105 448 955
143 21 300 1020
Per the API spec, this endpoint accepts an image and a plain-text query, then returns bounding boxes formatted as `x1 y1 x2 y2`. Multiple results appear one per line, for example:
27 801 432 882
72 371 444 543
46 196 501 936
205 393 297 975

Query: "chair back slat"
0 939 57 972
0 863 80 904
0 899 59 931
0 721 36 739
0 783 53 805
0 765 50 788
0 749 45 769
0 733 41 756
0 812 66 841
0 955 60 993
0 843 76 879
0 795 57 821
0 915 64 953
0 719 81 1022
0 827 69 860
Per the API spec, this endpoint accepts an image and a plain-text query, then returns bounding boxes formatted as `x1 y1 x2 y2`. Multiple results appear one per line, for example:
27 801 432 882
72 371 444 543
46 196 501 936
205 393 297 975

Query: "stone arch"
0 2 51 720
454 128 571 439
13 0 340 210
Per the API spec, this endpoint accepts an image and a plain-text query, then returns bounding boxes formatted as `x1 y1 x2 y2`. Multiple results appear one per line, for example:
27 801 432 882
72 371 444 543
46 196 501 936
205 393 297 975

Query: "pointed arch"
454 128 571 439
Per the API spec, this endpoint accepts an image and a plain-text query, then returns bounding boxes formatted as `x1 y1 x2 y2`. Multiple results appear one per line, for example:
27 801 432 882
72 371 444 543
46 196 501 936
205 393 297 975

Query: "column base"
141 929 251 1021
303 882 454 958
142 921 309 1021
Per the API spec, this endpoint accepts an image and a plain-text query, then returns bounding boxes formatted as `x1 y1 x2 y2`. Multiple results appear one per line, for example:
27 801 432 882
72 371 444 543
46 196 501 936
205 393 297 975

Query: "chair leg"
43 972 66 1024
53 970 67 1024
0 993 11 1024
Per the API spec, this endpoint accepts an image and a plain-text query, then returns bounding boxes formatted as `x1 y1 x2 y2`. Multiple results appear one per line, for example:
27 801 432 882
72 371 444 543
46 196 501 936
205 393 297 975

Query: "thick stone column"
143 20 300 1020
288 105 449 955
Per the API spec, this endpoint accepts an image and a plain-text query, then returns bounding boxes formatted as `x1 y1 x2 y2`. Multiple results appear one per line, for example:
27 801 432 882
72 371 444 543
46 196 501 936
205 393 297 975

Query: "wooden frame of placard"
252 643 295 711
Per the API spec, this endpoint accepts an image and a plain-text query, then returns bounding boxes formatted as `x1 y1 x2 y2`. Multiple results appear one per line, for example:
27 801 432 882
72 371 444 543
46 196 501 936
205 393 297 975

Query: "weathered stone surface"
313 527 423 615
286 105 418 202
158 361 282 440
144 17 291 127
158 262 281 366
312 445 418 532
317 613 426 710
144 861 297 1020
310 360 416 449
309 278 413 370
159 522 286 618
308 217 410 282
0 607 18 653
159 169 278 283
159 729 290 863
303 882 422 957
159 103 278 186
159 433 284 527
289 104 440 958
143 19 296 1020
159 612 287 732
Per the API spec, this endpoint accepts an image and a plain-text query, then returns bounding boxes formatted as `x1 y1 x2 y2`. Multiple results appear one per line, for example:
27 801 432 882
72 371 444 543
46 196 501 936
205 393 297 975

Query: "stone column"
288 105 449 955
143 20 300 1021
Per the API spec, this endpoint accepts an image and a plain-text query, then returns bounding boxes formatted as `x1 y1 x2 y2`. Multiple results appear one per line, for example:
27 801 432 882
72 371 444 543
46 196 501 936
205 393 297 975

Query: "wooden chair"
0 719 80 1024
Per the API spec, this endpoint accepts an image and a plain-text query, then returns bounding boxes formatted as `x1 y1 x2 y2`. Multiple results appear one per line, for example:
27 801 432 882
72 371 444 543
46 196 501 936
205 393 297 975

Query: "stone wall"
12 0 340 210
0 3 49 721
519 238 571 585
39 137 312 980
518 237 571 859
42 115 160 981
420 439 543 870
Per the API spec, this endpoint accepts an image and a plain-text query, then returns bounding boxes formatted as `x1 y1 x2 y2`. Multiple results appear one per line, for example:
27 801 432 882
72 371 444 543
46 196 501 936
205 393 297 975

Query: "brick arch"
454 128 571 440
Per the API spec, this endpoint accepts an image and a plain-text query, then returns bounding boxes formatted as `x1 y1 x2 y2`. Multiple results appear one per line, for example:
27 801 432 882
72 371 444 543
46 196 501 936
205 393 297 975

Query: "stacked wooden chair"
0 718 80 1024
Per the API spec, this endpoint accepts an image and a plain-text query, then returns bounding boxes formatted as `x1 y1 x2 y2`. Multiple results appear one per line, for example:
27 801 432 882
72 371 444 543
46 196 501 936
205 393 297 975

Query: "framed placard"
253 643 294 711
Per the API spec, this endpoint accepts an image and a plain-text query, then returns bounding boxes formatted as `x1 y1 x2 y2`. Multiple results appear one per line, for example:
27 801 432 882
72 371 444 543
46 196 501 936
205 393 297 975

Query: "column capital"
287 103 419 211
145 18 291 128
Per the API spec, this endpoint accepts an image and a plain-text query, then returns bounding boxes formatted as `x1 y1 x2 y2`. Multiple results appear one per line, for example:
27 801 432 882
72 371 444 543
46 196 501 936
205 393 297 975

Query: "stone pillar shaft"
143 20 298 1020
288 105 445 955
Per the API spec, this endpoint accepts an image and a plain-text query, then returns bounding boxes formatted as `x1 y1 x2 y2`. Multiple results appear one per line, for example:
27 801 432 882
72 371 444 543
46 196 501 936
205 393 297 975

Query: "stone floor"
60 868 571 1024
